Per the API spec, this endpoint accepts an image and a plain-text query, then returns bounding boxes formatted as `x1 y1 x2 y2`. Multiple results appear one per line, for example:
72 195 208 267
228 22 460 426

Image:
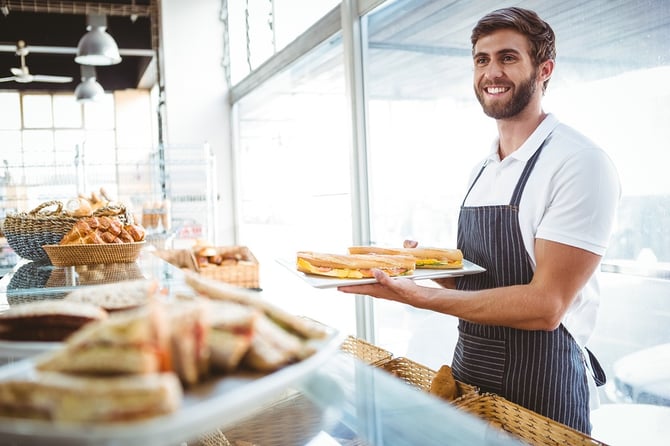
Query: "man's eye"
475 57 488 65
502 55 516 63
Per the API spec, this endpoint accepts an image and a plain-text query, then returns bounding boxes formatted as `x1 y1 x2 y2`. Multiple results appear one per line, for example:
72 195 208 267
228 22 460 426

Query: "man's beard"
475 69 537 119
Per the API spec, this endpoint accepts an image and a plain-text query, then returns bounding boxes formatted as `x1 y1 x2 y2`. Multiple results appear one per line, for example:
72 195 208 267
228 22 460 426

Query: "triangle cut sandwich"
0 371 182 423
35 300 171 376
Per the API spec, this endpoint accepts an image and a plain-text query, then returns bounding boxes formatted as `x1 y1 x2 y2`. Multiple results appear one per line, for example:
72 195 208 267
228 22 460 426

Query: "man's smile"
485 86 511 95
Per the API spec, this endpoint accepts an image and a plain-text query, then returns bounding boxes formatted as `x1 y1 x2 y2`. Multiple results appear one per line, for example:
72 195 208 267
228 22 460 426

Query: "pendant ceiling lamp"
74 65 104 102
75 14 122 66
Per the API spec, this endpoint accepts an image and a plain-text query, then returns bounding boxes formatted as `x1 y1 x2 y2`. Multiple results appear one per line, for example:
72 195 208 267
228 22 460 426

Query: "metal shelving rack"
0 144 216 259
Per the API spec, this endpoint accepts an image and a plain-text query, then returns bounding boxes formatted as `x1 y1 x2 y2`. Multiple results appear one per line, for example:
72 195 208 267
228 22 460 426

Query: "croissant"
60 217 145 245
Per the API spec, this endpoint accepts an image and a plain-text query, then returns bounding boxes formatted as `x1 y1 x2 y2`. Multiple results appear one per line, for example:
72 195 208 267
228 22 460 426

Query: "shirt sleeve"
535 148 621 256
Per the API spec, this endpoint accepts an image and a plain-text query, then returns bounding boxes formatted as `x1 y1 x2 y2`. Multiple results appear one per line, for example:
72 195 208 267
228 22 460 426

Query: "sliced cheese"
416 258 462 269
297 258 365 278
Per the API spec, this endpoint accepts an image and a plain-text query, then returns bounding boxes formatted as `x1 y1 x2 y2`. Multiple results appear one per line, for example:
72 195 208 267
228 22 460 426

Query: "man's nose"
483 61 504 80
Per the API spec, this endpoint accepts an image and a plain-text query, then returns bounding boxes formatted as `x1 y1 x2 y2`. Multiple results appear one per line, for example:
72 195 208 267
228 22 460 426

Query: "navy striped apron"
453 141 592 433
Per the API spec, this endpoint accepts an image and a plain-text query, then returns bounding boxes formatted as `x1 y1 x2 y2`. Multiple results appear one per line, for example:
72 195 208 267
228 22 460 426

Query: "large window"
233 31 357 334
0 92 117 218
361 0 670 410
0 89 216 248
227 0 341 84
231 0 670 422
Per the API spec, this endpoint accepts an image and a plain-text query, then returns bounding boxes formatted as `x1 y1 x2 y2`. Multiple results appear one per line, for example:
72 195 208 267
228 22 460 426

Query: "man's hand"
337 239 601 330
337 269 440 307
403 240 418 248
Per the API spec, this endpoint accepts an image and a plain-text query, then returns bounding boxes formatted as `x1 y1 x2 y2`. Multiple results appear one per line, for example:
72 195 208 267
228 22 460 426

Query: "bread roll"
429 364 459 401
66 198 93 217
59 217 145 245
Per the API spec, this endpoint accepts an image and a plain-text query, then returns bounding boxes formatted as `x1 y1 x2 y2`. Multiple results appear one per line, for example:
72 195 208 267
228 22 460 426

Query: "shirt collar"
485 113 559 163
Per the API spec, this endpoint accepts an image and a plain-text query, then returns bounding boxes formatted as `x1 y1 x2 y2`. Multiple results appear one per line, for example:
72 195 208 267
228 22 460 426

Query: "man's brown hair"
471 7 556 91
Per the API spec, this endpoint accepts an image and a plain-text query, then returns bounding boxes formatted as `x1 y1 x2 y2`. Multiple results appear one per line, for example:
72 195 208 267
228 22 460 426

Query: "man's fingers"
403 239 418 248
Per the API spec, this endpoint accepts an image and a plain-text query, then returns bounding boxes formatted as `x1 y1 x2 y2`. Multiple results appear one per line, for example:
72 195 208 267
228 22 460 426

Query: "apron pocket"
452 330 506 394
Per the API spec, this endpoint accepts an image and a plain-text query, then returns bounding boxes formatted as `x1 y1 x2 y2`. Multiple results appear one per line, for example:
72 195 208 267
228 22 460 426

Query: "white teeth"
487 87 508 94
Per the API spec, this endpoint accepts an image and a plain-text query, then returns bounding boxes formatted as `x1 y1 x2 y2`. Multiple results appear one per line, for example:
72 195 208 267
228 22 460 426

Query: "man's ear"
539 59 555 83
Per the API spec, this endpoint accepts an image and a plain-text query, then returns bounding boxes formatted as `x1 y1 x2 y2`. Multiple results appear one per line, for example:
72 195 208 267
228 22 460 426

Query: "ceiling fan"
0 40 73 84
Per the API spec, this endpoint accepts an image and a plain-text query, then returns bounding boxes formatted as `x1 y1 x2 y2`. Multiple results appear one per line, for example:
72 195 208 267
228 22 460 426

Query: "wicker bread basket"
153 248 198 270
154 246 260 289
453 393 610 446
6 260 57 305
376 355 607 445
42 242 145 267
194 246 260 289
2 201 132 262
377 356 478 400
45 262 144 287
2 201 79 261
340 335 394 366
220 392 327 446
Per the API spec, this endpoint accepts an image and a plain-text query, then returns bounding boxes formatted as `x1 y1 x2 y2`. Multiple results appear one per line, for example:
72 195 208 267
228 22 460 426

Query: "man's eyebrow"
473 48 523 59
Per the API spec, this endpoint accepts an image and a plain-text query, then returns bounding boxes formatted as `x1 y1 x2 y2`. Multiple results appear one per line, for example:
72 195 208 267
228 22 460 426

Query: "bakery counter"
0 253 526 446
218 353 521 446
211 351 521 446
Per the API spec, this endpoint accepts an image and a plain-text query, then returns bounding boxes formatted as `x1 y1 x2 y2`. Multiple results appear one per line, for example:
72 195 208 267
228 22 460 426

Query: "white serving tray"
278 258 486 289
0 340 61 360
0 328 344 446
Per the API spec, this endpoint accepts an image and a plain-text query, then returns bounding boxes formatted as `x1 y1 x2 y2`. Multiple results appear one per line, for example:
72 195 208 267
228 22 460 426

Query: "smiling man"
338 7 620 434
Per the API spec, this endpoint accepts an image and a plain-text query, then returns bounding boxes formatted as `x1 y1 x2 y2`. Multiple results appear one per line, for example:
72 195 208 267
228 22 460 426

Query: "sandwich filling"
296 257 414 279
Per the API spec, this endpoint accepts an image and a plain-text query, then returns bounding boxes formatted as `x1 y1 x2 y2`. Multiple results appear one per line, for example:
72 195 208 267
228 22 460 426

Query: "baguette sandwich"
348 246 463 269
296 251 416 279
0 371 182 422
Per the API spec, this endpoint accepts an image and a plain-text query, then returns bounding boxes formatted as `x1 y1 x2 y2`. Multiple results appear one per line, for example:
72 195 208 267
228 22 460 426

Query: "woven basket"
153 248 199 270
221 392 326 445
42 242 145 267
453 393 609 446
91 203 131 223
340 335 393 366
377 356 477 400
2 201 79 261
2 201 132 262
6 260 59 305
45 262 144 287
195 246 260 289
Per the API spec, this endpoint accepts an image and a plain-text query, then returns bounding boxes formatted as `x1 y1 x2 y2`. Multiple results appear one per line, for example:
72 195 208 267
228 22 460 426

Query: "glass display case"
0 253 522 446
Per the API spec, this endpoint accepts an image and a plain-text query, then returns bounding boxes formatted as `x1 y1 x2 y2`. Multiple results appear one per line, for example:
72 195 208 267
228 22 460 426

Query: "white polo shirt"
463 113 621 347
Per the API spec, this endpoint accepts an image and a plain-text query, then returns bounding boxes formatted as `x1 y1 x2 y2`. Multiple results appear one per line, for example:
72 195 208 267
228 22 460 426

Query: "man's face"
472 29 539 119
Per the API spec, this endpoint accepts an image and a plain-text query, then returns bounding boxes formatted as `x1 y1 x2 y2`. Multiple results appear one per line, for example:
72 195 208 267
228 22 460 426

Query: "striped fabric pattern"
452 142 592 434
